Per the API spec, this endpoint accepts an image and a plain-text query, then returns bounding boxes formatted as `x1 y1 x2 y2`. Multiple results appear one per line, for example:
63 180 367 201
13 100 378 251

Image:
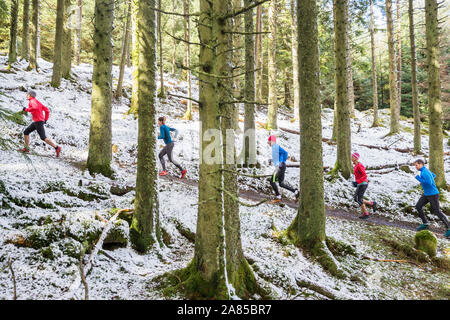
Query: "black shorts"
24 121 46 140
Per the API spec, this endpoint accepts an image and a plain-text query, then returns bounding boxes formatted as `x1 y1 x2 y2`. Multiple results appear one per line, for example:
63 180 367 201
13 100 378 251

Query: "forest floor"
0 55 449 300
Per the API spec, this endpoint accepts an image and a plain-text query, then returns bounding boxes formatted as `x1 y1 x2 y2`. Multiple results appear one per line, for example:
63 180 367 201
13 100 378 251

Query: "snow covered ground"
0 55 449 300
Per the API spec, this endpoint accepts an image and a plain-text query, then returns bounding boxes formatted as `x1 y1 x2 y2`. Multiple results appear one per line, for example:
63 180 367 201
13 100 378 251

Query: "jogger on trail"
413 159 450 238
267 135 299 203
20 90 62 157
351 152 377 219
157 116 187 178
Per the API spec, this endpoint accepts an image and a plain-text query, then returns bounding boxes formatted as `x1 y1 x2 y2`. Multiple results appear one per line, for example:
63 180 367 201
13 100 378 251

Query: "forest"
0 0 449 302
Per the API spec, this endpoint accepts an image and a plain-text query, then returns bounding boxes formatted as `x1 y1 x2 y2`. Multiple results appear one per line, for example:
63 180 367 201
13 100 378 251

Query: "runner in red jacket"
19 90 62 157
352 152 377 219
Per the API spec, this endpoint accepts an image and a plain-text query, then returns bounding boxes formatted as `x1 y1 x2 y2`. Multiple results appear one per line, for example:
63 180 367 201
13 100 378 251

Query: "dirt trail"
162 175 448 239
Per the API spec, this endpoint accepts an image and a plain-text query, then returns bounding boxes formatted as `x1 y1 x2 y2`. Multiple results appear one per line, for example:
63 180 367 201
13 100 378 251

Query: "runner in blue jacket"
267 135 299 203
413 159 449 238
158 116 187 178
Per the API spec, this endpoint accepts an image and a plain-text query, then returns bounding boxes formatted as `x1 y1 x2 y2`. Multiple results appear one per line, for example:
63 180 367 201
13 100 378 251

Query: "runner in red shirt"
19 90 62 157
352 152 377 219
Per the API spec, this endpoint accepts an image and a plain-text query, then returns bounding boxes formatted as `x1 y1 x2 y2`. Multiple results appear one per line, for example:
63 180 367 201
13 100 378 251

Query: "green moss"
40 246 55 260
103 219 129 247
25 224 65 249
414 230 437 257
381 237 430 263
161 227 172 246
59 238 83 259
325 237 357 257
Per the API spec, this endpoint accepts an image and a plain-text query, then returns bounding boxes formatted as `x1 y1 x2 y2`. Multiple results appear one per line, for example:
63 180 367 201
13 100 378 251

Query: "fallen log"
362 256 424 270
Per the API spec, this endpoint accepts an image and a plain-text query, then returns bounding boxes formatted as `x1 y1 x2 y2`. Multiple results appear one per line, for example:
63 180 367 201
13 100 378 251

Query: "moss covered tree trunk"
386 0 399 134
170 0 177 74
74 0 82 65
157 0 164 98
243 0 256 166
51 0 65 88
409 0 420 153
291 0 300 121
267 0 278 130
370 0 379 127
62 0 72 79
255 4 263 103
21 0 30 61
115 0 131 100
28 0 39 71
8 0 19 66
182 0 193 120
287 0 325 254
396 0 402 115
425 0 446 188
333 0 352 179
346 7 354 118
130 0 160 252
86 0 114 177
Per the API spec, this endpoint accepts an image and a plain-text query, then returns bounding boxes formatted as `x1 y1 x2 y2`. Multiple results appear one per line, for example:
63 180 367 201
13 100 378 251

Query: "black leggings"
354 183 368 206
24 121 46 140
268 162 296 196
415 194 449 229
159 142 183 171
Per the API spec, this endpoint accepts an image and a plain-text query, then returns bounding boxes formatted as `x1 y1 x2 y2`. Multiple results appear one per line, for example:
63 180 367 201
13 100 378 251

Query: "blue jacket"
271 143 288 167
158 124 178 145
416 167 439 196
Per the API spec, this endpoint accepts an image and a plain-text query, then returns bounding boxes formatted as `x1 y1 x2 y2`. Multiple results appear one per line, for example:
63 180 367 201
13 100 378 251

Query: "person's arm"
170 127 179 139
24 100 36 113
279 147 288 165
157 126 164 140
42 105 50 122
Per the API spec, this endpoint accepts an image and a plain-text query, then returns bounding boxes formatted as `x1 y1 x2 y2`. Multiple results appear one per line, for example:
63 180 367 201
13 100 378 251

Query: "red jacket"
25 97 49 122
354 162 368 184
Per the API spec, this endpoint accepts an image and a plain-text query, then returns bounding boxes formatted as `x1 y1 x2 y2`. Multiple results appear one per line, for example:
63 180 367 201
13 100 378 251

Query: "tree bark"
8 0 19 65
51 0 65 88
291 0 300 120
171 0 177 74
130 0 160 252
288 0 325 251
243 0 256 166
267 0 278 130
86 0 114 177
396 0 402 116
115 0 131 100
255 4 263 103
62 0 72 79
409 0 420 153
333 0 352 179
182 0 193 120
425 0 446 188
130 0 139 116
386 0 399 134
157 0 164 97
370 0 379 127
74 0 82 65
346 7 355 117
21 0 30 61
28 0 39 70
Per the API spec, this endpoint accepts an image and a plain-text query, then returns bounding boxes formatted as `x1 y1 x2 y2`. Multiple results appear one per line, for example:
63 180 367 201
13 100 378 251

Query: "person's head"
27 90 36 99
414 159 425 170
268 135 276 147
158 116 165 126
351 152 360 164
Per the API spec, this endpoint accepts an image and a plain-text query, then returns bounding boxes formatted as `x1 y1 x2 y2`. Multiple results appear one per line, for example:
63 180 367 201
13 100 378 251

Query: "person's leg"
159 146 168 171
268 172 280 196
277 163 296 193
24 135 30 147
415 195 430 225
23 123 36 148
428 195 450 229
355 184 368 214
167 142 183 171
35 122 60 154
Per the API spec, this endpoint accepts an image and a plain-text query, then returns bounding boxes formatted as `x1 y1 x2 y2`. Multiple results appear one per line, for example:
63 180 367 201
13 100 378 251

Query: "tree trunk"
36 0 40 59
284 68 291 107
130 0 160 252
115 0 131 100
370 0 379 127
62 0 72 79
232 0 243 130
28 0 39 70
21 0 30 61
333 0 352 179
86 0 114 177
425 0 446 188
182 0 193 120
171 0 177 74
287 0 325 255
346 7 355 117
157 0 164 97
130 0 139 116
74 0 82 65
386 0 399 134
291 0 300 120
51 0 65 88
255 4 263 103
409 0 420 153
396 0 402 115
8 0 19 65
243 0 256 166
267 0 278 130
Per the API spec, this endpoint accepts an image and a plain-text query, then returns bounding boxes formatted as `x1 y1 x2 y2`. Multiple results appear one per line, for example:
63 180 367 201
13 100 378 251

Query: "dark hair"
158 117 165 123
414 159 425 165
